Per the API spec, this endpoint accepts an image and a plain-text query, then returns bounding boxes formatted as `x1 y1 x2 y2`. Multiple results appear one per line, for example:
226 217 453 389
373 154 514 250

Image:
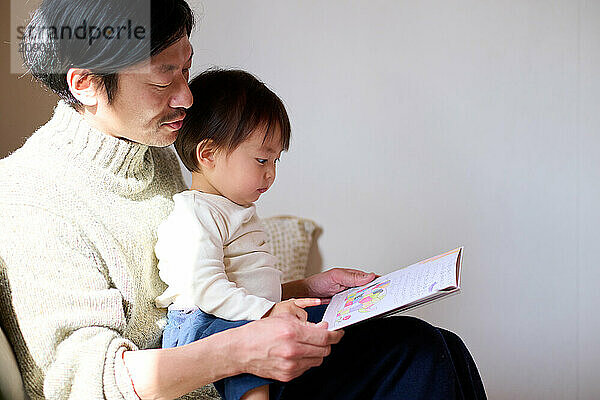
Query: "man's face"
90 36 194 146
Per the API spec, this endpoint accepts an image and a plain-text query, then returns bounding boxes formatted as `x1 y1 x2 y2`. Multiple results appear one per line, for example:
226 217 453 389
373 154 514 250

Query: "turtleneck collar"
36 101 155 196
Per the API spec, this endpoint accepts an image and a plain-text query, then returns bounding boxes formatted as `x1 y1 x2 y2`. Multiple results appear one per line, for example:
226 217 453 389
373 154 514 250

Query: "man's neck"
79 104 127 141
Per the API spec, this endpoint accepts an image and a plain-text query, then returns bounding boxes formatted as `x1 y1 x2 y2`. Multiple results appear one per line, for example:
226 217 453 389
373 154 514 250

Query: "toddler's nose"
265 164 276 182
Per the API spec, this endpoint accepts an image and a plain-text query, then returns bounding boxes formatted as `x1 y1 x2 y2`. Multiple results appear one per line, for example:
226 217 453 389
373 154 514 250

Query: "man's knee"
385 316 450 362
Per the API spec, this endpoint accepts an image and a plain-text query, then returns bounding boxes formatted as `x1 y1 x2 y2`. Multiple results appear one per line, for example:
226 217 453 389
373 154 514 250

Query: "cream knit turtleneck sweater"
0 102 219 400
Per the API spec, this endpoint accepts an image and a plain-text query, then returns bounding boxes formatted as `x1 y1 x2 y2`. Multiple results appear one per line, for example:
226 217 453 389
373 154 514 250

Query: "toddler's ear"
195 139 216 169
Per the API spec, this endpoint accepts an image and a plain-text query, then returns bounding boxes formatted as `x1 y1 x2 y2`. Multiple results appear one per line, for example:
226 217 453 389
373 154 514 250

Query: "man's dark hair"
175 69 291 173
21 0 194 109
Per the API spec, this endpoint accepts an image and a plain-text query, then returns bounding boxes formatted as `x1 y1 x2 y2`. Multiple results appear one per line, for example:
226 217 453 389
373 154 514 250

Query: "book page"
322 248 462 330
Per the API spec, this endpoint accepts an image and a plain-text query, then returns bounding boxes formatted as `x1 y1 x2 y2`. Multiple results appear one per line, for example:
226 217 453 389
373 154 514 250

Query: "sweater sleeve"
155 198 276 321
0 206 140 400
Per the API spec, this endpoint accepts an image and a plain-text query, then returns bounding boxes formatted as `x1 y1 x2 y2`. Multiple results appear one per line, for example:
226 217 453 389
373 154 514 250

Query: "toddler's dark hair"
175 69 291 172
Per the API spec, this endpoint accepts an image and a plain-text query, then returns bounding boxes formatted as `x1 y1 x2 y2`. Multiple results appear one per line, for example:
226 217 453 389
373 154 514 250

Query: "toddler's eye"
256 158 268 165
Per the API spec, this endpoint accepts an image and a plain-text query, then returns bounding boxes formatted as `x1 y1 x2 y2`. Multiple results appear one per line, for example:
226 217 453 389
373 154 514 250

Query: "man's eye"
256 158 267 165
154 83 171 88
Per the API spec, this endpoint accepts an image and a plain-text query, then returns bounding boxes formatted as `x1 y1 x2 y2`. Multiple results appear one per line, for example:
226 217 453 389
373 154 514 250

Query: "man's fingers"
296 308 308 322
276 341 333 360
315 321 329 329
274 356 327 382
297 321 344 346
295 356 328 370
237 316 343 383
341 269 377 287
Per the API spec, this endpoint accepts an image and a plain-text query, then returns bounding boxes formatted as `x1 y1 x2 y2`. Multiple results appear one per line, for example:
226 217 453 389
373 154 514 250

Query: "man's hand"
304 268 377 298
231 314 344 382
263 298 324 321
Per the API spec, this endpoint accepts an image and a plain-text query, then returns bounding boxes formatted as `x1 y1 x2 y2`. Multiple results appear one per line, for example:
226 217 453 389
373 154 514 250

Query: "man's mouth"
161 114 186 131
164 120 183 131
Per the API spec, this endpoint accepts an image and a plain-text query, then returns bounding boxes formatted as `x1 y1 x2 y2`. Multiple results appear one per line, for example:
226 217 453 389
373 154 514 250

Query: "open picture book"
321 247 463 330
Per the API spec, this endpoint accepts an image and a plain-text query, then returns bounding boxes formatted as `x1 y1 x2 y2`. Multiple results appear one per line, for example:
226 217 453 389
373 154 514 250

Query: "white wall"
186 1 600 398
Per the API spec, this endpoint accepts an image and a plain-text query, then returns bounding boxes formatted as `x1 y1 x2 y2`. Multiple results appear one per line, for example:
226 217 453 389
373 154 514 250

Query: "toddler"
155 69 320 400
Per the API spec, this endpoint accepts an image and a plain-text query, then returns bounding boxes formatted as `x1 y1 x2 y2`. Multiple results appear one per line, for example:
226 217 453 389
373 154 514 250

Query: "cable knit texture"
0 102 221 399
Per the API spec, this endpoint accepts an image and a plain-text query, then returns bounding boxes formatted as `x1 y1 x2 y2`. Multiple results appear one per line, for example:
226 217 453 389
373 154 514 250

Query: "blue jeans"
163 308 273 400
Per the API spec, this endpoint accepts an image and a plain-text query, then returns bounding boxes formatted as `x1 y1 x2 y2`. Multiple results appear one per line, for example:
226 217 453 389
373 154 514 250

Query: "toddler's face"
210 127 283 206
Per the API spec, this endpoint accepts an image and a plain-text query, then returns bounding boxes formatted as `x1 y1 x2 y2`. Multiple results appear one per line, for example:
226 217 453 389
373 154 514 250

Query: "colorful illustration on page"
335 279 391 323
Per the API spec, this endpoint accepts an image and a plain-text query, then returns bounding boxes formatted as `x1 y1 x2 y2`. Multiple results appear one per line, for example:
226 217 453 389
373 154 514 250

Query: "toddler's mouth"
257 188 268 194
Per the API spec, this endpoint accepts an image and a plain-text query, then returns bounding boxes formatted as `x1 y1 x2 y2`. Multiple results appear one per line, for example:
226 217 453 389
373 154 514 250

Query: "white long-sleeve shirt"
155 191 282 321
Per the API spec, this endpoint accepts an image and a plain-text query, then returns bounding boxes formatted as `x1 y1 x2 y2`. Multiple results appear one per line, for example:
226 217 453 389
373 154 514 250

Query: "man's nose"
169 78 193 109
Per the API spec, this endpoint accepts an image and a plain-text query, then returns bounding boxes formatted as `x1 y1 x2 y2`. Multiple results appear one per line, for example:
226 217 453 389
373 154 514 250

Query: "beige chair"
0 324 27 400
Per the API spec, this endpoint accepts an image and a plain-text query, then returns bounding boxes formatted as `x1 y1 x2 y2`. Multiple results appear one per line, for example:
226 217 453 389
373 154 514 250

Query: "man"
0 1 486 399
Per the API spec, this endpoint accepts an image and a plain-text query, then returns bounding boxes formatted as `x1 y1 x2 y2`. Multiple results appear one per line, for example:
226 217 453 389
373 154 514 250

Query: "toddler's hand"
263 298 323 321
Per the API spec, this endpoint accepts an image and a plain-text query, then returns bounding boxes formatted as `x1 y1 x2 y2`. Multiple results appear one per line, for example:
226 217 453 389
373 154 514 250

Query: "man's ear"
195 140 217 169
66 68 100 107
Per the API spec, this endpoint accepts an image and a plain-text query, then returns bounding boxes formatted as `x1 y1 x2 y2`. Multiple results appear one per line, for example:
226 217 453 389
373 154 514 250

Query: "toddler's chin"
233 196 255 206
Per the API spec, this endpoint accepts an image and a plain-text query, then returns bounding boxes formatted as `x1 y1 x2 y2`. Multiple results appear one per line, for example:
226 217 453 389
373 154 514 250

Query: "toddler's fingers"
293 298 324 308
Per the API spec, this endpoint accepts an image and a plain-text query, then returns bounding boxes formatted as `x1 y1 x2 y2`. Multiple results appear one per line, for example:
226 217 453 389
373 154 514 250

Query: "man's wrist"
213 326 249 377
